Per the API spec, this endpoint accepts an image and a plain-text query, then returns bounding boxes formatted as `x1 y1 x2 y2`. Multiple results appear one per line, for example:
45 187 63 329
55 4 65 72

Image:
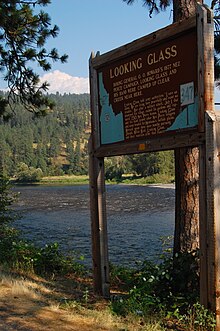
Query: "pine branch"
0 0 68 116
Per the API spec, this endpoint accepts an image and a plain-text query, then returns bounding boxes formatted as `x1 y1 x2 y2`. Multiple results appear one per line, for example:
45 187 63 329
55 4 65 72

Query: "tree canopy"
123 0 171 17
123 0 220 24
0 0 68 118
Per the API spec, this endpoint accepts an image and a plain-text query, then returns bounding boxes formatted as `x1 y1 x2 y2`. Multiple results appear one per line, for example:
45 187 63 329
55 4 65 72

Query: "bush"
110 249 215 330
0 227 85 276
105 156 128 182
16 163 43 183
34 242 85 276
0 174 19 224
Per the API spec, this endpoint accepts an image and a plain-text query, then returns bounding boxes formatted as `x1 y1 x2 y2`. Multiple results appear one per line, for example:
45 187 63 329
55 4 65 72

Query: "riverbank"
37 173 175 186
41 174 89 185
0 268 165 331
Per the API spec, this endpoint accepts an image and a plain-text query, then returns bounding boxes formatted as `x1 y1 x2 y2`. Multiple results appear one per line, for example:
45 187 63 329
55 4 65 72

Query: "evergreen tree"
48 135 60 158
0 0 68 117
73 138 82 174
0 173 18 225
35 143 48 174
66 141 76 174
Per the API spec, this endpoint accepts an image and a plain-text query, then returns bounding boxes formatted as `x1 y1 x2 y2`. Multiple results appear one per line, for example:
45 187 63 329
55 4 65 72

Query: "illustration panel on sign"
99 72 124 144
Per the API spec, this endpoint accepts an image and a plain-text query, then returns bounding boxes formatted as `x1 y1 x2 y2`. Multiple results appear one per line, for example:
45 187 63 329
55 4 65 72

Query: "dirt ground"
0 270 126 331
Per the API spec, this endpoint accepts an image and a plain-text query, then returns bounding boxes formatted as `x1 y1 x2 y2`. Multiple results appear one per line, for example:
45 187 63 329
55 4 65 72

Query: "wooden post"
214 114 220 330
89 53 110 297
203 112 220 330
197 5 220 330
197 4 215 309
89 151 110 297
199 142 208 308
97 157 110 297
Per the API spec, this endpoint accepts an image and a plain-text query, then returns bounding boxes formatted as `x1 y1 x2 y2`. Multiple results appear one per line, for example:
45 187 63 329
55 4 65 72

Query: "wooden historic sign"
90 6 220 330
90 15 202 155
98 30 197 145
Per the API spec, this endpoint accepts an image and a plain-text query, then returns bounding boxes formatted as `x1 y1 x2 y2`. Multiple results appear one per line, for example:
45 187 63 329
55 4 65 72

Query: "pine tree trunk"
173 0 198 22
174 148 199 253
173 0 202 255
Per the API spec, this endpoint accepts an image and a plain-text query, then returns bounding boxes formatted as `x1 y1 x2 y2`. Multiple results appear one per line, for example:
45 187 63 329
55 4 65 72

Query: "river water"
13 184 175 267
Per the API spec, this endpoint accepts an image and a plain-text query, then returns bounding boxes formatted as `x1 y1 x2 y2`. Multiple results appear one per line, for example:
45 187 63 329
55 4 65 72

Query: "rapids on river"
14 184 175 267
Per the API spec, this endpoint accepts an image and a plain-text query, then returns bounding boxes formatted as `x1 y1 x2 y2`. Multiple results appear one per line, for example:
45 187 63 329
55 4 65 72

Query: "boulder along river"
13 184 175 268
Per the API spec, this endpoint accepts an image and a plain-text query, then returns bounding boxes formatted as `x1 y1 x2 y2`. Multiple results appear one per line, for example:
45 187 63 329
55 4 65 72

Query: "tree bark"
174 148 199 254
173 0 198 22
173 0 202 255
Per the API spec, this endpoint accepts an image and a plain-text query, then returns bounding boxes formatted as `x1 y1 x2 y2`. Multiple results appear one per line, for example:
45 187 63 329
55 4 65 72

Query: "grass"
38 174 174 186
117 173 175 185
40 174 89 185
0 267 166 331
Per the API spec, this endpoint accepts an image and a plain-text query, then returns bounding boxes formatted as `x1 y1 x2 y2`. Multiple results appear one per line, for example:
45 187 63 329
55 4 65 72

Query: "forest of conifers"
0 92 174 181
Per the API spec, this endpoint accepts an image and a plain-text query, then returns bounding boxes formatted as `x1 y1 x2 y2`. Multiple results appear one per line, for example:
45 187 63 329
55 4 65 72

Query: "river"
13 184 175 267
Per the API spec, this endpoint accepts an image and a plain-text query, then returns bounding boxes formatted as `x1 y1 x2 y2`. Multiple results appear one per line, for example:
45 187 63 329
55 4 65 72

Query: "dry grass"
41 174 89 185
0 269 165 331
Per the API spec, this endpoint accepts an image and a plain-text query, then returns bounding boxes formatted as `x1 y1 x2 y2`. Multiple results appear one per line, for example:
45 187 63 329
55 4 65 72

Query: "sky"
38 0 172 94
1 0 218 100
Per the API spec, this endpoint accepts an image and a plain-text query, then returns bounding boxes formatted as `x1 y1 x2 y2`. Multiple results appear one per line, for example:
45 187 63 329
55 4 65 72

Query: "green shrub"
0 174 19 225
110 248 215 330
180 303 216 330
16 162 43 183
0 228 85 276
33 242 85 276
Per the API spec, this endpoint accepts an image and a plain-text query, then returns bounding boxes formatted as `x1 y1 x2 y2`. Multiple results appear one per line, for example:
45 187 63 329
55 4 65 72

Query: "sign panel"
97 29 197 146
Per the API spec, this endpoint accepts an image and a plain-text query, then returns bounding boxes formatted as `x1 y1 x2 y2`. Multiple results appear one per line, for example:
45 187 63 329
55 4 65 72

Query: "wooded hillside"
0 92 90 178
